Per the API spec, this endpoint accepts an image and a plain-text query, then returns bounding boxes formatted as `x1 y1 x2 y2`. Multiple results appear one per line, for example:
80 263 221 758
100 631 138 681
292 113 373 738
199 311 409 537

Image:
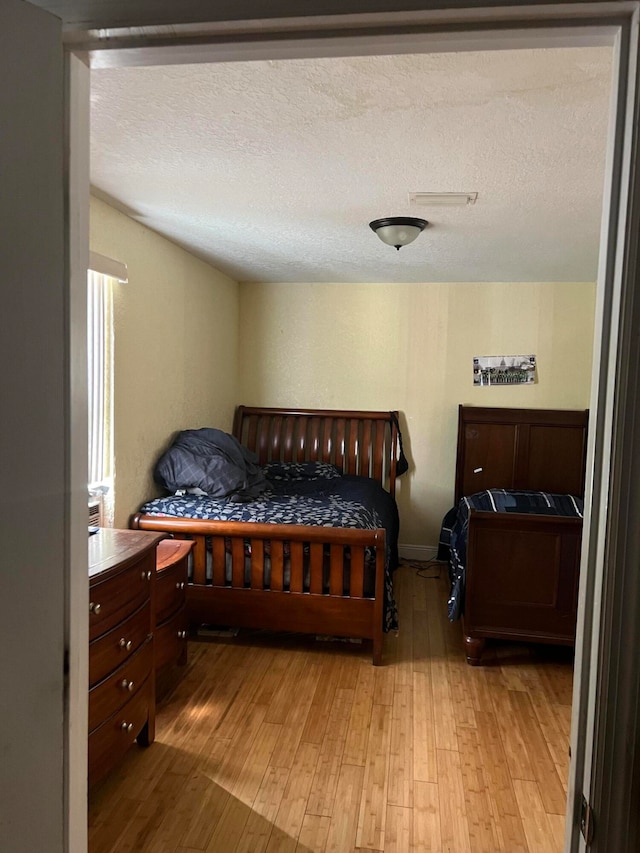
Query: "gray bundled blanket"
154 428 268 501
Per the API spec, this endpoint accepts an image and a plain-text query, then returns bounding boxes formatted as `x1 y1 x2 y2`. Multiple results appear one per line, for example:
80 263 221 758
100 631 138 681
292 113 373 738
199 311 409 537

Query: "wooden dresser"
88 528 164 787
155 538 193 695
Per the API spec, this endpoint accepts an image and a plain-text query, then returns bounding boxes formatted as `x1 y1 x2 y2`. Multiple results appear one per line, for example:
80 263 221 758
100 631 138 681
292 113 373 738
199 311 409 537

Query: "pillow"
262 461 342 482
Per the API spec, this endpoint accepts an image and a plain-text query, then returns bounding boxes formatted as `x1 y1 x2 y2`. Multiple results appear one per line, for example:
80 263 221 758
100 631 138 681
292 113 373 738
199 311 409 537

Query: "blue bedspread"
438 489 584 621
140 473 400 630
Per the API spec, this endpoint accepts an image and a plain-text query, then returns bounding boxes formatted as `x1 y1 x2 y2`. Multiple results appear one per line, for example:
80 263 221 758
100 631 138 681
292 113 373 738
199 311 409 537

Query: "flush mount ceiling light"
369 217 429 251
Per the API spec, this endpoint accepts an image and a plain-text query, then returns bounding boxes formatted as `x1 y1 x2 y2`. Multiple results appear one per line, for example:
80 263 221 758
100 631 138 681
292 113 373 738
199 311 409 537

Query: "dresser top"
89 528 165 580
156 538 194 571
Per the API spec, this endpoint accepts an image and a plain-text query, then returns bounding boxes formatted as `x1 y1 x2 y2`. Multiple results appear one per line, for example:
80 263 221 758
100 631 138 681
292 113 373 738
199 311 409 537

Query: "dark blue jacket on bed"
154 428 268 500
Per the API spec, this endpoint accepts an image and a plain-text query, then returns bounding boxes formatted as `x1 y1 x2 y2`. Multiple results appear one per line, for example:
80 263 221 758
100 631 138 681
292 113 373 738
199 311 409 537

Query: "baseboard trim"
398 543 439 562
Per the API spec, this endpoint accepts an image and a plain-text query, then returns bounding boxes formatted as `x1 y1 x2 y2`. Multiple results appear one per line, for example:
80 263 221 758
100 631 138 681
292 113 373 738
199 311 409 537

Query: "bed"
131 406 401 665
443 405 588 665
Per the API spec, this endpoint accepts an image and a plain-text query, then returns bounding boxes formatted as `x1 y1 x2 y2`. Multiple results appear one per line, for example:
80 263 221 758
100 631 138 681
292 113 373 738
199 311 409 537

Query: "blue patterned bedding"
141 487 379 529
438 489 584 621
140 473 399 630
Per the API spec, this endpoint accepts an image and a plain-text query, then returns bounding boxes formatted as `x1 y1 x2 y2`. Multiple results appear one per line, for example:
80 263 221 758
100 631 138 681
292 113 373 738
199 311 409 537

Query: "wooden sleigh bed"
131 407 400 665
451 405 588 665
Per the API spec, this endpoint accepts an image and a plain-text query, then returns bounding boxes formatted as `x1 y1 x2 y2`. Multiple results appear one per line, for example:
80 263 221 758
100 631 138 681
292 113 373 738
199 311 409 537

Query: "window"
87 269 114 523
87 253 126 526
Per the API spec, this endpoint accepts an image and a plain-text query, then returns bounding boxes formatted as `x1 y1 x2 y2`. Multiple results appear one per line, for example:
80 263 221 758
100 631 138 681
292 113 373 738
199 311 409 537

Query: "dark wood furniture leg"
464 634 486 665
137 716 152 747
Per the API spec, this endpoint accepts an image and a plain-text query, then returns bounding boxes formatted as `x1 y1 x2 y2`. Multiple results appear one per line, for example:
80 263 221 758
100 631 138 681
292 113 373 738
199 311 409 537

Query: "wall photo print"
473 354 537 386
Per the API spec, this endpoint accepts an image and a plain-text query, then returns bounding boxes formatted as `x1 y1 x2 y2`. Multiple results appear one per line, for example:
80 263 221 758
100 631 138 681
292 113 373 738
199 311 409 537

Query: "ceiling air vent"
409 192 478 206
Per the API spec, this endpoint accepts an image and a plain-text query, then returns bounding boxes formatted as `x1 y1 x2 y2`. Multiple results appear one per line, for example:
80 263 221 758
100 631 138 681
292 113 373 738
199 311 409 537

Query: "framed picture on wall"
473 354 537 386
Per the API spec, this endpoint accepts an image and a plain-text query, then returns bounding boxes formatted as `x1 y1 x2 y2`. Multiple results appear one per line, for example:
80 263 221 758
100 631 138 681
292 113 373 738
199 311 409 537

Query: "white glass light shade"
369 217 428 250
375 223 422 248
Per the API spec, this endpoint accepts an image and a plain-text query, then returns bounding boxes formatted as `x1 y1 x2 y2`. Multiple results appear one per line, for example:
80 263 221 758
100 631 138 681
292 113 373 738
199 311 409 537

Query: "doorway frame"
63 3 640 851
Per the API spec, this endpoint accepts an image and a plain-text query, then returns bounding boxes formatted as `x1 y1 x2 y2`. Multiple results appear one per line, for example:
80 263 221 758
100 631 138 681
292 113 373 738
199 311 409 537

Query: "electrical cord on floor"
408 558 447 580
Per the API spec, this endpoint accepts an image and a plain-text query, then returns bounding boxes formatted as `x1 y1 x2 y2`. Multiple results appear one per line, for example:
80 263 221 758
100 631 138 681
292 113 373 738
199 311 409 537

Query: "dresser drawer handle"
177 630 187 640
119 638 133 651
141 570 152 581
175 581 185 590
121 679 135 692
89 602 101 615
120 722 134 733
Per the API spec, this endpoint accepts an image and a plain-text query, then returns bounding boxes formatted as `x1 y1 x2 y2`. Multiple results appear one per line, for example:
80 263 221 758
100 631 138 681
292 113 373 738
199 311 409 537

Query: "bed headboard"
233 406 400 497
455 405 589 503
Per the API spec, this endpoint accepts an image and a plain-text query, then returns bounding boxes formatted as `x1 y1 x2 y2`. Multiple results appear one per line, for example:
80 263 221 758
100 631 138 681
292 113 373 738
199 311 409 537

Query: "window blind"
87 270 113 490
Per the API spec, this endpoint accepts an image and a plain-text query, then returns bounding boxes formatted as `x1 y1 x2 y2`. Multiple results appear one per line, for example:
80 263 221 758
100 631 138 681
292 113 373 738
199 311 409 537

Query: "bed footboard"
131 514 386 664
462 510 582 665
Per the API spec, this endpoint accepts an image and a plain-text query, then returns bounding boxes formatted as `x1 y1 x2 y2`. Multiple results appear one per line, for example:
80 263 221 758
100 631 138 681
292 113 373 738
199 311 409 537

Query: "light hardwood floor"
88 564 574 853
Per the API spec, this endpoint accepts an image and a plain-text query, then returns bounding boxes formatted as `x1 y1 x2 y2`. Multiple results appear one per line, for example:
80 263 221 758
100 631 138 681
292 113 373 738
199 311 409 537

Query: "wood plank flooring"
88 564 574 853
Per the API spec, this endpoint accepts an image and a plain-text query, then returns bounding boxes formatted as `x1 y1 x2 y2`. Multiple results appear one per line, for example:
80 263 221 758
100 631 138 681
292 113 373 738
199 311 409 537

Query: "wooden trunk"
454 405 588 664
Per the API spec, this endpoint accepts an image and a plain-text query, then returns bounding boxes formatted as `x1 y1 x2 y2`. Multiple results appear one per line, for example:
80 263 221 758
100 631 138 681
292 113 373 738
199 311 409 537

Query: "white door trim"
64 50 90 853
58 3 640 850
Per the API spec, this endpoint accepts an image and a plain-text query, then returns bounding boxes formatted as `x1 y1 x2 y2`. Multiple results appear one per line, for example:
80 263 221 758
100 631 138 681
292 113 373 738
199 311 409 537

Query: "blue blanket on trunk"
438 489 584 621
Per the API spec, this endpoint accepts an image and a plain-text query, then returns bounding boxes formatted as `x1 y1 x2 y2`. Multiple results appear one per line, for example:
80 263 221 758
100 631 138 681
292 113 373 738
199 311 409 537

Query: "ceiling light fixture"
369 217 429 251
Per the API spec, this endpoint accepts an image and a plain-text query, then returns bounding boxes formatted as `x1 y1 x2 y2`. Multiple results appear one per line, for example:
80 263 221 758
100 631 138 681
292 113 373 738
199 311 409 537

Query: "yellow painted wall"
90 196 239 527
87 197 596 545
238 281 596 546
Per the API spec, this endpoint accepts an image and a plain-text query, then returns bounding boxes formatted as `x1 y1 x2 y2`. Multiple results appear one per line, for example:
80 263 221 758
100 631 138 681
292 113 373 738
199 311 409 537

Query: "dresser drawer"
89 639 153 733
89 551 154 641
155 605 188 672
156 559 187 625
89 601 151 688
89 677 152 787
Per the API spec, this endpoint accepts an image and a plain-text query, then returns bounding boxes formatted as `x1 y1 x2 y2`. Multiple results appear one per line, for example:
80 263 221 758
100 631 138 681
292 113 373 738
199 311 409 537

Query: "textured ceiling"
90 46 613 283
